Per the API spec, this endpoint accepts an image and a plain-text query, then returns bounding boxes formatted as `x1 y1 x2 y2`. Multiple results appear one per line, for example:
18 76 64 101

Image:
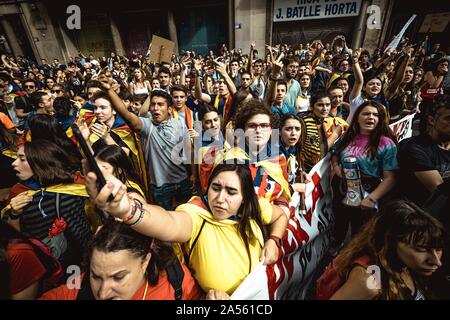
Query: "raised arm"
85 171 193 243
193 58 212 103
247 43 255 73
266 57 284 106
385 53 410 101
374 51 394 69
349 48 363 102
98 73 143 132
214 59 237 96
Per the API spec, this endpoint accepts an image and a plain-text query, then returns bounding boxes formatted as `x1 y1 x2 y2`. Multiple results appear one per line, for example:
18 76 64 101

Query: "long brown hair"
334 199 445 300
335 101 397 159
207 164 266 273
24 140 75 187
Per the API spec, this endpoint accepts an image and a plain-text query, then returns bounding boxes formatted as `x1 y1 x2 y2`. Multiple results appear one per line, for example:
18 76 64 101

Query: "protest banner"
231 154 334 300
384 14 417 53
148 35 175 64
389 113 415 143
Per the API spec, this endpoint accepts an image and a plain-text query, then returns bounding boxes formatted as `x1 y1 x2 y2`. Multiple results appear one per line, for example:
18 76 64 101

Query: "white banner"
273 0 362 22
389 113 416 143
384 14 417 53
231 154 334 299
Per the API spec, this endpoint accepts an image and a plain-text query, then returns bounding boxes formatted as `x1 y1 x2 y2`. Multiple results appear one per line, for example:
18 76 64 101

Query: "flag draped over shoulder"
213 147 292 202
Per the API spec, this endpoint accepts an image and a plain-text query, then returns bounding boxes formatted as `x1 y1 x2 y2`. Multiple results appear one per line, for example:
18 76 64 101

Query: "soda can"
341 157 363 207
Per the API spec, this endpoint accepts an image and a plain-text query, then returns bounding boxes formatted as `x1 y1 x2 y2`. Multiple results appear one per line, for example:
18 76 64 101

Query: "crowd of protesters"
0 32 449 300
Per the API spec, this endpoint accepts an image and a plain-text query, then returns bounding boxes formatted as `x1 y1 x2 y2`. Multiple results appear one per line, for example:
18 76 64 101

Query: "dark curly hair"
234 98 275 130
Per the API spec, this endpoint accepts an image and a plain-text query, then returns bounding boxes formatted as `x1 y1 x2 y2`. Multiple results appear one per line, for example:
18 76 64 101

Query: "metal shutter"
272 17 355 46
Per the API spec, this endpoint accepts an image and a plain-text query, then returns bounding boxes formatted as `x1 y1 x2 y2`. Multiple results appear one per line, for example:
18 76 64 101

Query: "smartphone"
72 124 110 197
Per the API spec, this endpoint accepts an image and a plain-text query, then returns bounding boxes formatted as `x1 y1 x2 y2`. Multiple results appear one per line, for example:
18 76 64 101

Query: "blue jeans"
152 178 192 210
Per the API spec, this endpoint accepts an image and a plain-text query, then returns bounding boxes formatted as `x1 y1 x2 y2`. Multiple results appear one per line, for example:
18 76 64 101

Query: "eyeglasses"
24 85 35 89
340 63 349 67
51 90 62 93
245 122 271 131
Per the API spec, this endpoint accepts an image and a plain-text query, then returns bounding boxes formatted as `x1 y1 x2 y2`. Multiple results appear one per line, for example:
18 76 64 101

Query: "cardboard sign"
148 35 175 64
419 12 450 33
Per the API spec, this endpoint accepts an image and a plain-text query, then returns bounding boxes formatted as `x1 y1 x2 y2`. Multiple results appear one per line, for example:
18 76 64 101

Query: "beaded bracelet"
127 207 145 227
115 199 138 223
126 199 145 227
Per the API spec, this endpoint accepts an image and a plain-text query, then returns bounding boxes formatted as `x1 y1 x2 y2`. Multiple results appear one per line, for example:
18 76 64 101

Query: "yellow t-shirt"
175 196 273 295
323 117 349 136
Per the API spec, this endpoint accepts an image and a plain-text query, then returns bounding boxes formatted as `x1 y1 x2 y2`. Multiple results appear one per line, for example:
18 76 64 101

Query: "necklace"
142 281 148 300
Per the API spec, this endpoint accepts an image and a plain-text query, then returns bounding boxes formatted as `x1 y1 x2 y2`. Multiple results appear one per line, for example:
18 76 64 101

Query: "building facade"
0 0 448 62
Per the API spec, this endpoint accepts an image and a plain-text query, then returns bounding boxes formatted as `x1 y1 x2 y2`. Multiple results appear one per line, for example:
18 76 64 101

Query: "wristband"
116 198 141 223
269 235 282 249
367 195 378 205
127 206 145 227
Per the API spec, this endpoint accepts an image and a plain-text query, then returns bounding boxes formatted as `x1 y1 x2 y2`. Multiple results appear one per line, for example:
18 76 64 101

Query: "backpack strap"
76 273 95 300
55 192 60 218
166 259 185 300
184 219 206 267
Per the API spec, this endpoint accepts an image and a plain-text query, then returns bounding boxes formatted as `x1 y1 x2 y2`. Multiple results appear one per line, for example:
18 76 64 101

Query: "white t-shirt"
347 94 365 124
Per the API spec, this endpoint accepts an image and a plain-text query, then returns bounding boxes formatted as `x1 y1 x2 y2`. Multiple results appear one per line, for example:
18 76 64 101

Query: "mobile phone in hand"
72 124 112 199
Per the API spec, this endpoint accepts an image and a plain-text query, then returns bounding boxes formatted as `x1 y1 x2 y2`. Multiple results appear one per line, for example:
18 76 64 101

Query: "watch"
269 235 282 249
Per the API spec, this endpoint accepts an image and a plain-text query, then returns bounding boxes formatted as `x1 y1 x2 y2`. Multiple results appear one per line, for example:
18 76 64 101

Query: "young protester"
39 219 202 300
317 199 444 300
332 101 398 236
419 54 448 134
194 58 237 128
299 91 346 172
0 220 64 300
0 121 19 204
347 49 390 124
328 86 349 120
84 163 287 296
96 73 192 210
130 69 151 96
1 140 92 269
398 94 450 207
278 114 310 193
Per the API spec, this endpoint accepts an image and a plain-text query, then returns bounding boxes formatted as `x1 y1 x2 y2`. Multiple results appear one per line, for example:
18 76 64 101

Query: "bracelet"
115 198 142 223
367 195 378 204
125 199 146 227
269 235 282 249
122 199 140 223
127 207 145 227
